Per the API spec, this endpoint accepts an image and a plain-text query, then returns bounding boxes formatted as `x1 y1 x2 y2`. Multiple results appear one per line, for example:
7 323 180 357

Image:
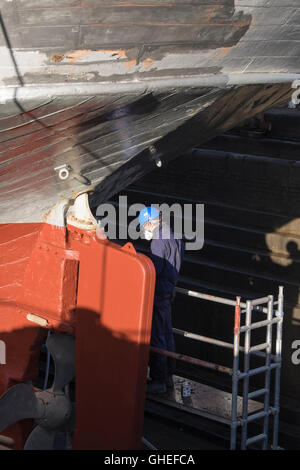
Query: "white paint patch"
44 199 71 227
0 47 48 68
0 340 6 365
142 49 225 72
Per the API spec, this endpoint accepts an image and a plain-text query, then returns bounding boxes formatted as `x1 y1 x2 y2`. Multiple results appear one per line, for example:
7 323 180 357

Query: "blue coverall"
149 222 184 381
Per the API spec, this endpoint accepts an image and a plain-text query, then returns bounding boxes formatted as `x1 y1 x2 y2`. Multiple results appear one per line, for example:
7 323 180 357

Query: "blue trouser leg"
149 299 176 381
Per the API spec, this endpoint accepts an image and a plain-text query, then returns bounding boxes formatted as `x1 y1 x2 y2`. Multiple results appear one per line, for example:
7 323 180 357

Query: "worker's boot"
146 379 167 394
165 375 174 389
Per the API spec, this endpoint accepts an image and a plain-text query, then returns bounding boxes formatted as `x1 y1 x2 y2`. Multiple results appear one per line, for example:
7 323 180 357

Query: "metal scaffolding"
150 286 284 450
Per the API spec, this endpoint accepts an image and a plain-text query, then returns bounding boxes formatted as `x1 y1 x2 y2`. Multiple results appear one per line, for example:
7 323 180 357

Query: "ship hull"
0 82 295 224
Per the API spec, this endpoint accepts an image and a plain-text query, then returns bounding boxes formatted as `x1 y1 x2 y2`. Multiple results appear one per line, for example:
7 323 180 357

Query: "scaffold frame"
150 286 284 450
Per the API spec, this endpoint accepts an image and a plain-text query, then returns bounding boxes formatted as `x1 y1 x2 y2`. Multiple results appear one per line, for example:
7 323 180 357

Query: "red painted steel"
150 346 232 375
70 228 155 450
234 297 241 336
233 297 241 364
0 221 155 449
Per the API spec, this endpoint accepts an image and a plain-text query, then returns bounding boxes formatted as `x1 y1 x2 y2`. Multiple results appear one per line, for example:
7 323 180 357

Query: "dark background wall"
104 105 300 437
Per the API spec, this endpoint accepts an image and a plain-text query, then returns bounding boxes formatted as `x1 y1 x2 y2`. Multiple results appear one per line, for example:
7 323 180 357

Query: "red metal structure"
0 210 155 449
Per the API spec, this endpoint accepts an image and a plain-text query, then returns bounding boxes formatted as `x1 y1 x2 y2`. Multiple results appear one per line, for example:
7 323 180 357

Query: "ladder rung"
239 362 280 379
249 343 270 353
246 410 268 423
248 388 268 399
246 433 267 446
251 296 270 306
240 317 280 333
244 408 275 424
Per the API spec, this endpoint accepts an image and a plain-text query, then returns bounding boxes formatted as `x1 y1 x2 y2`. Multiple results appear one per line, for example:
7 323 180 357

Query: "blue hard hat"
138 206 160 229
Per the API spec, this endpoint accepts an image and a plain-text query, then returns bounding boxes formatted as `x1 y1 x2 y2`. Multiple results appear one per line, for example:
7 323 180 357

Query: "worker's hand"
0 434 14 450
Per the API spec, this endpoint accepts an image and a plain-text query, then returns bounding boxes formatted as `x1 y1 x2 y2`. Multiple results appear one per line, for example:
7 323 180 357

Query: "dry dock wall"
107 106 300 424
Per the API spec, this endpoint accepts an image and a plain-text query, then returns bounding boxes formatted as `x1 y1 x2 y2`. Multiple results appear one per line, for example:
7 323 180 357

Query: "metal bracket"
54 164 72 180
149 145 163 168
67 193 98 231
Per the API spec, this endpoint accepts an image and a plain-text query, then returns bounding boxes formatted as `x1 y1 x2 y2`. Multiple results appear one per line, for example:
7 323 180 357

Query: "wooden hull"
0 0 299 85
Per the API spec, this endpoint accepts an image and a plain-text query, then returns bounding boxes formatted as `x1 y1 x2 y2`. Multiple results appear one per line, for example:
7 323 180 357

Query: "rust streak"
216 46 235 57
51 54 65 63
143 58 154 68
106 50 127 58
207 4 219 22
66 49 92 65
125 59 137 68
65 49 128 64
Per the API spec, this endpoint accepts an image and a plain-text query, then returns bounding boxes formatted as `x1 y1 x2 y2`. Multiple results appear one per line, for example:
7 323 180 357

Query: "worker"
138 206 185 394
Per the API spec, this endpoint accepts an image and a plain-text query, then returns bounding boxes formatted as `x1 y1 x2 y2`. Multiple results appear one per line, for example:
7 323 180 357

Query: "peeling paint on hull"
0 0 299 85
